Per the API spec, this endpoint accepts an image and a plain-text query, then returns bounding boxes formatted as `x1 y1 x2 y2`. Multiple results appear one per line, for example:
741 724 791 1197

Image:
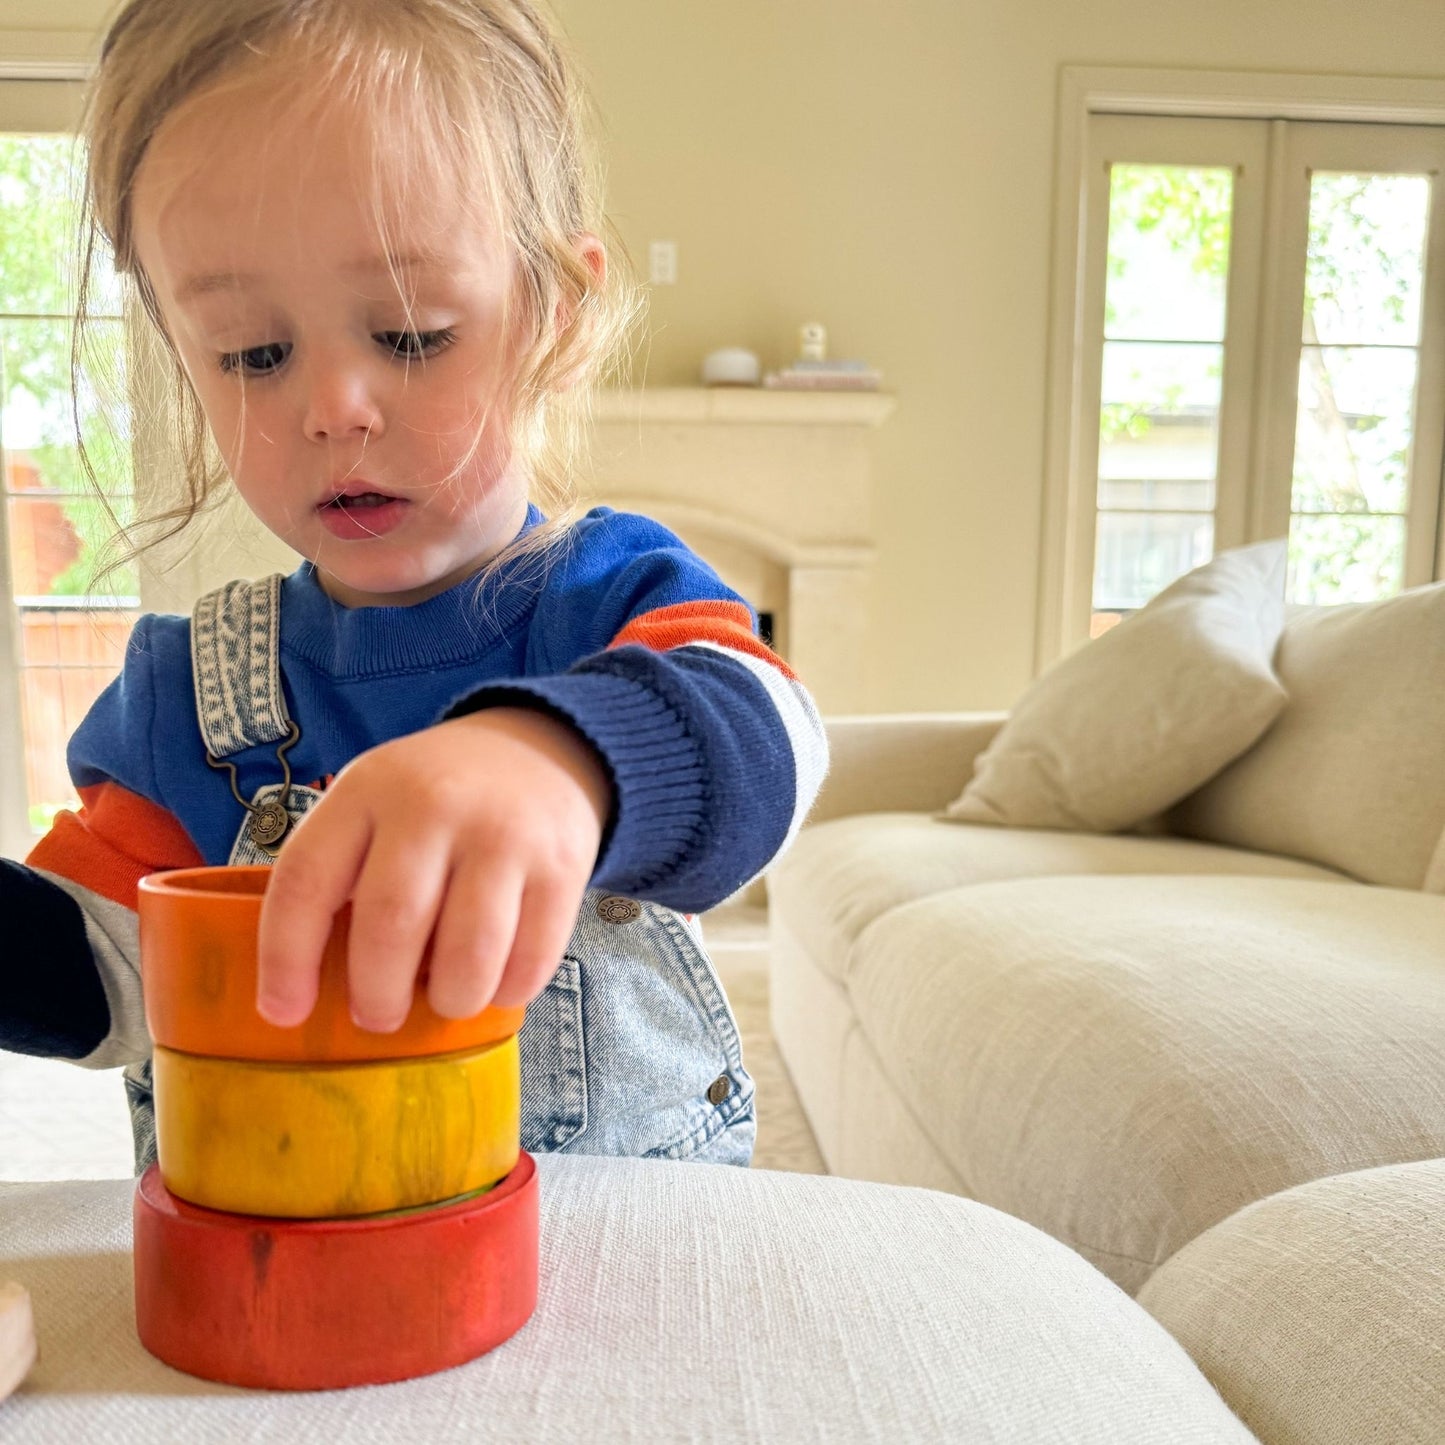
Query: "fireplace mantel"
582 387 895 714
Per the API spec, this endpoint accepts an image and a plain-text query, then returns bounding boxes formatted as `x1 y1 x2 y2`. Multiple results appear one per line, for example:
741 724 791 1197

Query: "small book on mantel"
763 361 883 391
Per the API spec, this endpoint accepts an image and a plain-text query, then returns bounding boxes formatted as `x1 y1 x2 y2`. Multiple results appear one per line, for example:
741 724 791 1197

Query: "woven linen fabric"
945 540 1288 833
844 875 1445 1295
0 1157 1257 1443
1169 579 1445 889
767 906 857 1164
769 812 1345 987
1138 1158 1445 1445
809 712 1006 822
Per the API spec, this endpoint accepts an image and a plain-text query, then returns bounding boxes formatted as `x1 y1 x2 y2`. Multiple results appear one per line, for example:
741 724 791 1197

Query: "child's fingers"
256 807 371 1028
344 832 453 1033
425 862 523 1020
491 872 581 1010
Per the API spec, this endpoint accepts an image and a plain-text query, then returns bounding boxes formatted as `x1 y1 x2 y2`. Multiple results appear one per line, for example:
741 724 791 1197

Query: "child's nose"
301 352 386 442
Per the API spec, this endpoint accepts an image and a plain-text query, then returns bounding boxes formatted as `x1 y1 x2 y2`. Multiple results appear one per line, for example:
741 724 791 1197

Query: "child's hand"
255 708 612 1032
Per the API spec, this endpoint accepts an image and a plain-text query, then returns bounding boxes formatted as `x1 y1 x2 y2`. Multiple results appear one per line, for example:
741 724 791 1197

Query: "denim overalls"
122 575 756 1172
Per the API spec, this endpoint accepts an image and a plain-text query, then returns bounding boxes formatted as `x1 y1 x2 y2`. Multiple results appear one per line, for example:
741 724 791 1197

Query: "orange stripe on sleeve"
26 782 205 911
609 600 798 681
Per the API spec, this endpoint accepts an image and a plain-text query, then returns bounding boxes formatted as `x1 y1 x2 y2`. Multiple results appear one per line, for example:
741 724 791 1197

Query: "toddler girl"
0 0 826 1170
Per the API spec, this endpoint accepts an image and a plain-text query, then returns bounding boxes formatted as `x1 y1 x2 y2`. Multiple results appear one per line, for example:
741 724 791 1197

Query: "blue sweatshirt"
1 507 827 1066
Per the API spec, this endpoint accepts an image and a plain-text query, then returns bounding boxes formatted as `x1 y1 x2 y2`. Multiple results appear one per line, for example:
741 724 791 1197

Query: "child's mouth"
318 491 409 539
329 493 392 509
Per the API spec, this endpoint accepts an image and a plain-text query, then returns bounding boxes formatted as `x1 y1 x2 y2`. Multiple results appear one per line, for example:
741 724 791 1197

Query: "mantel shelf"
592 386 896 428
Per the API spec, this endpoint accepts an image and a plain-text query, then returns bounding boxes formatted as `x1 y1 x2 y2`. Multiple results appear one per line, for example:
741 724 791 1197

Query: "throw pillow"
944 540 1288 832
1169 578 1445 889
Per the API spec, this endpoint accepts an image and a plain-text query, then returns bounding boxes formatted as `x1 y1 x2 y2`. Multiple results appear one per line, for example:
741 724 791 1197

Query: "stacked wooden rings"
132 866 538 1390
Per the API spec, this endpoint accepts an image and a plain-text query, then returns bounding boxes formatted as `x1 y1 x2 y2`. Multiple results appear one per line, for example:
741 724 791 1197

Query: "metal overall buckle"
205 720 302 855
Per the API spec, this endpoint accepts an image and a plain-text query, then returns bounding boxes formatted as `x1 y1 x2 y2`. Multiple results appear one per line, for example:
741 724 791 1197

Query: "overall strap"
190 574 292 759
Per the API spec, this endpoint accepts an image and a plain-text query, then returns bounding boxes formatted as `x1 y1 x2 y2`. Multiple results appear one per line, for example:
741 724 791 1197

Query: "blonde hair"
74 0 643 591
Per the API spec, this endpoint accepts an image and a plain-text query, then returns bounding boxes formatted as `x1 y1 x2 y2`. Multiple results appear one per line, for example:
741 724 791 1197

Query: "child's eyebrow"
174 271 260 304
348 252 452 275
174 251 451 305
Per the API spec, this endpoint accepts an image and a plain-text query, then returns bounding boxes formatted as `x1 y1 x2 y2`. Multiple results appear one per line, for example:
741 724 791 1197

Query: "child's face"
132 71 549 608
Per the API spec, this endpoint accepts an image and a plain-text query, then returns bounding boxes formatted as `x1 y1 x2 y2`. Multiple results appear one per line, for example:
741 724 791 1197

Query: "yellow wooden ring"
153 1035 520 1219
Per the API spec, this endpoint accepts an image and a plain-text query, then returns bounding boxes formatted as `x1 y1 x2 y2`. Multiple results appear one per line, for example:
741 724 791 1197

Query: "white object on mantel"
0 1280 36 1400
799 321 827 361
701 347 761 386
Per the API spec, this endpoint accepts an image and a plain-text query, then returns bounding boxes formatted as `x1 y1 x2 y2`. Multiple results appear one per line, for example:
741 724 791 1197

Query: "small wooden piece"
134 1152 539 1390
0 1281 36 1400
138 866 526 1062
154 1035 521 1217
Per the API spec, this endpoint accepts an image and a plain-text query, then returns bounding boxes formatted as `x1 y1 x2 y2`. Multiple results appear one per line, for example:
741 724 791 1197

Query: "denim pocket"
518 953 588 1152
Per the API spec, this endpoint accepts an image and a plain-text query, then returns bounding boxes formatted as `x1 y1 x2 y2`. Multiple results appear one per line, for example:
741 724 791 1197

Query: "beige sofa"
769 585 1445 1444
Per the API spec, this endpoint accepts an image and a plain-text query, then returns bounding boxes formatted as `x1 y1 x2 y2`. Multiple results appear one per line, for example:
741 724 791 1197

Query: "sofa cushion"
1170 580 1445 889
844 875 1445 1294
0 1158 1256 1443
1138 1158 1445 1445
945 541 1287 832
769 812 1346 984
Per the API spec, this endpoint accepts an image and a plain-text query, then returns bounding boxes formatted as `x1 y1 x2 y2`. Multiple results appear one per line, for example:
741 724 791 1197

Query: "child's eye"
377 328 457 359
218 342 291 376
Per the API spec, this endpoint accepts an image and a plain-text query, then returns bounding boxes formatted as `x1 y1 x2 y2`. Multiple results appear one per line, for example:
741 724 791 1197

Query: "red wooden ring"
138 866 526 1062
133 1152 538 1390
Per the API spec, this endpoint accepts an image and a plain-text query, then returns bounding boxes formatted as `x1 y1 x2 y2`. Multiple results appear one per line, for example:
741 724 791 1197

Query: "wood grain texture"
154 1036 520 1217
133 1153 538 1389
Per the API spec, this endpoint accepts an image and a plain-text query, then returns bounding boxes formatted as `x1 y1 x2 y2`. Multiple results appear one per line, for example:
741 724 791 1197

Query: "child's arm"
0 860 110 1059
2 620 205 1068
0 788 204 1068
258 510 826 1032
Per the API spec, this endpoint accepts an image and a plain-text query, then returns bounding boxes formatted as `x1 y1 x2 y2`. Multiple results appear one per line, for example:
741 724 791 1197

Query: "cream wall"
550 0 1445 711
7 0 1445 709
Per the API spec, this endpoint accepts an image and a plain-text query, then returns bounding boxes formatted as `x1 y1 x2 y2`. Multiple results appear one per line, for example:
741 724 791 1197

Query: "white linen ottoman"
0 1154 1252 1443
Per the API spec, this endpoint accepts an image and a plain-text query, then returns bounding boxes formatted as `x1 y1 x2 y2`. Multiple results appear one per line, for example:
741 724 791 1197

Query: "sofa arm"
807 712 1007 826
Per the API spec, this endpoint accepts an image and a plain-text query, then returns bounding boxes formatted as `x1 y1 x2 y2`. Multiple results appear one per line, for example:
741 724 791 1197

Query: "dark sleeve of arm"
442 513 828 912
0 860 110 1059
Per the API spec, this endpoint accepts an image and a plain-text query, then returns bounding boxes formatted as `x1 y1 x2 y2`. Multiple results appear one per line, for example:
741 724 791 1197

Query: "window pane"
1287 168 1430 606
17 605 137 832
2 318 133 499
1105 164 1233 342
1288 512 1404 605
1304 172 1429 347
6 494 137 600
0 134 80 316
1093 510 1214 611
1292 345 1416 515
1097 477 1216 511
1099 340 1222 517
0 134 122 318
2 134 133 841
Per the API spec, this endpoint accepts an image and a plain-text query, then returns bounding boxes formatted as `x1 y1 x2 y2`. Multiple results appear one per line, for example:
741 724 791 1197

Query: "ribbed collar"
280 505 549 677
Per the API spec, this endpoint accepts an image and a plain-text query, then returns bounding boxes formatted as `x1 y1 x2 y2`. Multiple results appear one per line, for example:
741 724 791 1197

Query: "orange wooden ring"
133 1152 538 1390
138 865 526 1062
154 1036 521 1218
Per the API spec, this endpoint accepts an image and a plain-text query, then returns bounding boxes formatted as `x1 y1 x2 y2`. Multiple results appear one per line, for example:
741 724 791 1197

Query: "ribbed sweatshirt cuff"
443 671 707 895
